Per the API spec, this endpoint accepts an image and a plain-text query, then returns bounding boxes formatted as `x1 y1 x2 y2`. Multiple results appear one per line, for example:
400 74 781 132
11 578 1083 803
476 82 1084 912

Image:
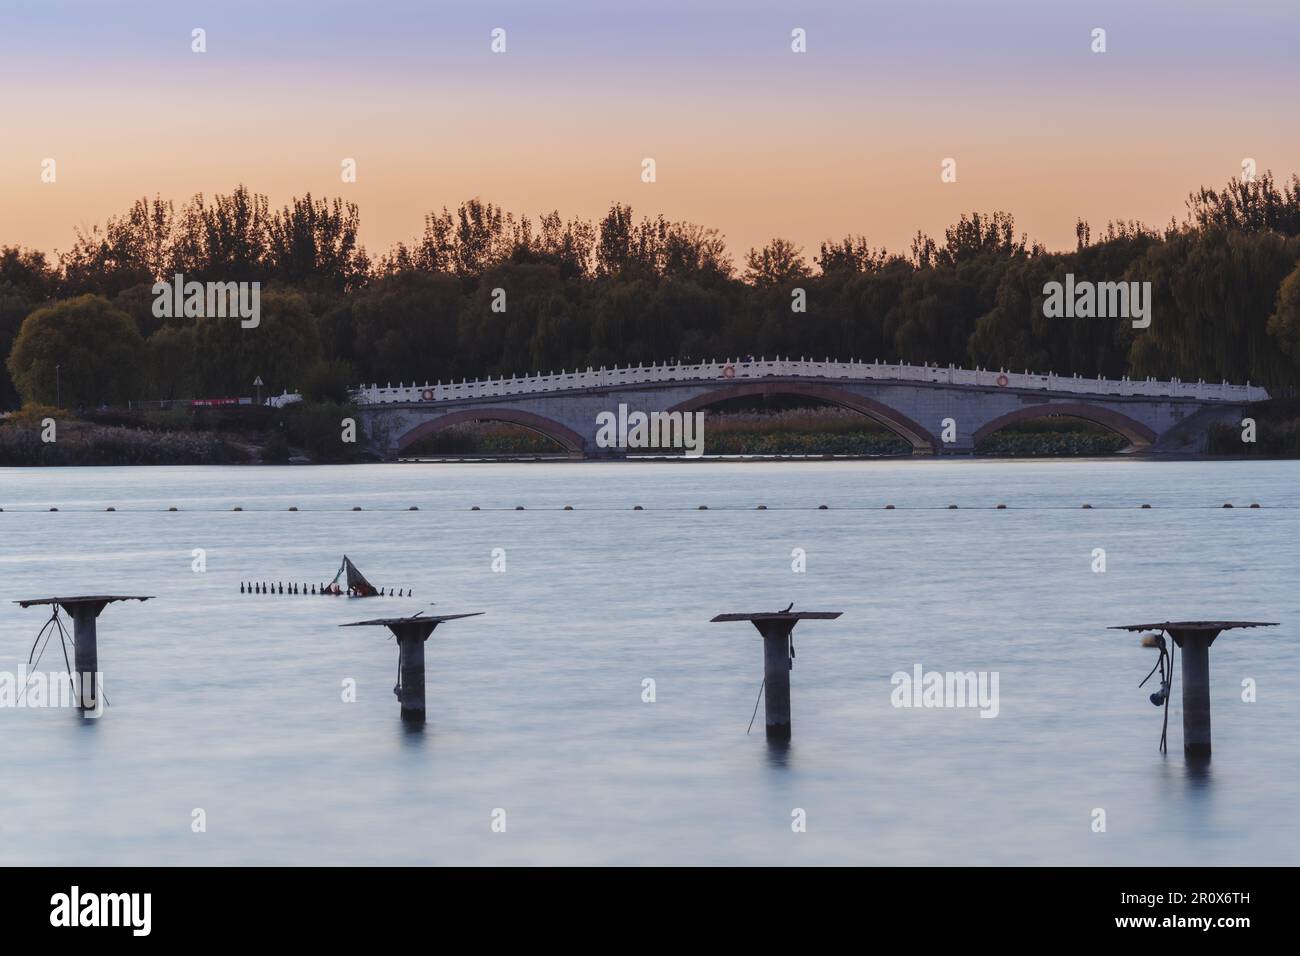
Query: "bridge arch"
395 407 586 454
972 402 1156 449
666 382 939 454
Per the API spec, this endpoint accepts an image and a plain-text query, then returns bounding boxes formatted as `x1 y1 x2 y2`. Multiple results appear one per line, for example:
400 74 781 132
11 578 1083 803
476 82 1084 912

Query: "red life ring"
722 364 736 379
421 388 435 401
996 374 1009 387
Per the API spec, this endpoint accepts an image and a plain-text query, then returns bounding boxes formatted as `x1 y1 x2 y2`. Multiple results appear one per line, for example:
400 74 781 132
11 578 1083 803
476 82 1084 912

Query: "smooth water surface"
1 459 1297 865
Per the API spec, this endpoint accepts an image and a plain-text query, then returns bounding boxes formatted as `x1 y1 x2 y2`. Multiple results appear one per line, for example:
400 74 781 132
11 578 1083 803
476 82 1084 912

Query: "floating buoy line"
0 503 1274 513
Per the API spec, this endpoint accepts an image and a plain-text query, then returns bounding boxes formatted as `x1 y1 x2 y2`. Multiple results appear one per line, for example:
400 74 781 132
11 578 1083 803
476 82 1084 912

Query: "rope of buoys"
2 501 1285 513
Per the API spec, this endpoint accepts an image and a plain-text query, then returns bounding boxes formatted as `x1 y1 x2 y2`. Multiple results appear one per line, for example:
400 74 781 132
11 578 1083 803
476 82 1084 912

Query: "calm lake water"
1 459 1297 866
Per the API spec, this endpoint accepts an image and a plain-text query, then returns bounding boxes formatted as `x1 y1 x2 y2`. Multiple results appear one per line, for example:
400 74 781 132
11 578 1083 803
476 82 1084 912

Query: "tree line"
4 173 1300 410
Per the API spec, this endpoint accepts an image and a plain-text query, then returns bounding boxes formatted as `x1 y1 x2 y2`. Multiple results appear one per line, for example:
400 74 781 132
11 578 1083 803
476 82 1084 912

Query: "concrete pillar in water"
70 602 102 711
1174 630 1213 757
391 619 435 723
711 607 843 743
1113 620 1278 758
14 595 153 715
757 619 794 741
341 611 485 724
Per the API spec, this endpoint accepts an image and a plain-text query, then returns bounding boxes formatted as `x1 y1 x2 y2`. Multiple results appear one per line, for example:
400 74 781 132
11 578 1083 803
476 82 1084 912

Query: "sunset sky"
2 0 1297 264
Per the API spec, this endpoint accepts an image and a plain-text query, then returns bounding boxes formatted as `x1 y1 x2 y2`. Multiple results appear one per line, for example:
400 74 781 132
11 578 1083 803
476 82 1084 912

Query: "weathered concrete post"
69 602 100 710
15 596 153 713
393 618 432 721
1174 628 1214 758
711 607 843 742
1111 620 1277 758
342 611 484 724
757 619 793 739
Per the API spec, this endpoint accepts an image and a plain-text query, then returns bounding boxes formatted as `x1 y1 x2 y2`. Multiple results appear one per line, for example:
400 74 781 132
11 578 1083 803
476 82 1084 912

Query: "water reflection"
764 738 792 769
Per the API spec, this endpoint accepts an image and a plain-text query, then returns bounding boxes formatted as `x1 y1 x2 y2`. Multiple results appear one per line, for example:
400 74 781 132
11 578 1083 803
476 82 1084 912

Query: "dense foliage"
3 174 1300 411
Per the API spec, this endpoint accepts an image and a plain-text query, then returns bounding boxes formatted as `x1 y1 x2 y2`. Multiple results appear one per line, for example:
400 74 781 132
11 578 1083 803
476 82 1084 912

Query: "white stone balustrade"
351 358 1270 406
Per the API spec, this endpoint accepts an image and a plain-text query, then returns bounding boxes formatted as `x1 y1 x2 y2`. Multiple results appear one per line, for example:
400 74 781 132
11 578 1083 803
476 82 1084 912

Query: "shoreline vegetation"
5 399 1300 465
3 172 1300 463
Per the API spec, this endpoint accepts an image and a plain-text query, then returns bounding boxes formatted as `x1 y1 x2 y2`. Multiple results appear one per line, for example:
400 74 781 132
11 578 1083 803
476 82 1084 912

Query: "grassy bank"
0 417 250 465
0 401 374 465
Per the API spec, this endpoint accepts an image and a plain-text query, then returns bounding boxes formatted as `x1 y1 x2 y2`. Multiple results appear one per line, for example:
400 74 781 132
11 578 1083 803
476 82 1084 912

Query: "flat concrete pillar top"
16 595 153 614
711 611 843 624
343 613 486 629
340 610 483 635
1110 620 1278 647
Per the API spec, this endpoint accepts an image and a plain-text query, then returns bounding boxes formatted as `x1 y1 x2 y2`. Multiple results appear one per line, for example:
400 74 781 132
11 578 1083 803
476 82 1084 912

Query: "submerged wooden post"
711 607 843 742
1111 620 1278 758
341 611 484 724
15 596 153 713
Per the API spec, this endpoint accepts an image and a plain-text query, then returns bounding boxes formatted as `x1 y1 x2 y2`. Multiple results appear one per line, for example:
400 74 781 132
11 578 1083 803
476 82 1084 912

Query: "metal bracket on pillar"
341 610 484 724
1110 619 1278 758
14 595 153 713
711 607 843 742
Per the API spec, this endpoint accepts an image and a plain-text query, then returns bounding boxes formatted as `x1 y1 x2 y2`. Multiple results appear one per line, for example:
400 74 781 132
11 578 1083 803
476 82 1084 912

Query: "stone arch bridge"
352 358 1268 457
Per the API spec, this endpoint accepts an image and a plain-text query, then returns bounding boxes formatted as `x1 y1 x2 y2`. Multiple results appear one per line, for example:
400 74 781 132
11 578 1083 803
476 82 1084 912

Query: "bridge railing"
353 359 1270 405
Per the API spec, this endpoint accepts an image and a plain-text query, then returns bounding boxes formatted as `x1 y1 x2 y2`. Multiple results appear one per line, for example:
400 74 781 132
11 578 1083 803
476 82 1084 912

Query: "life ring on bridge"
996 374 1009 387
722 364 736 379
420 389 435 401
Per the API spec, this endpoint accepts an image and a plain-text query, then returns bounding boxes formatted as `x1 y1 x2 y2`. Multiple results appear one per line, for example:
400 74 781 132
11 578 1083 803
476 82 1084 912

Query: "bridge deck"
351 359 1268 406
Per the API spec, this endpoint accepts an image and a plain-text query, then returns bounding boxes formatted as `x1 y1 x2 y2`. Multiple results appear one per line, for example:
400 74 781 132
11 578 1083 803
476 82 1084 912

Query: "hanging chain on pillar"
1138 630 1173 753
788 632 796 670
